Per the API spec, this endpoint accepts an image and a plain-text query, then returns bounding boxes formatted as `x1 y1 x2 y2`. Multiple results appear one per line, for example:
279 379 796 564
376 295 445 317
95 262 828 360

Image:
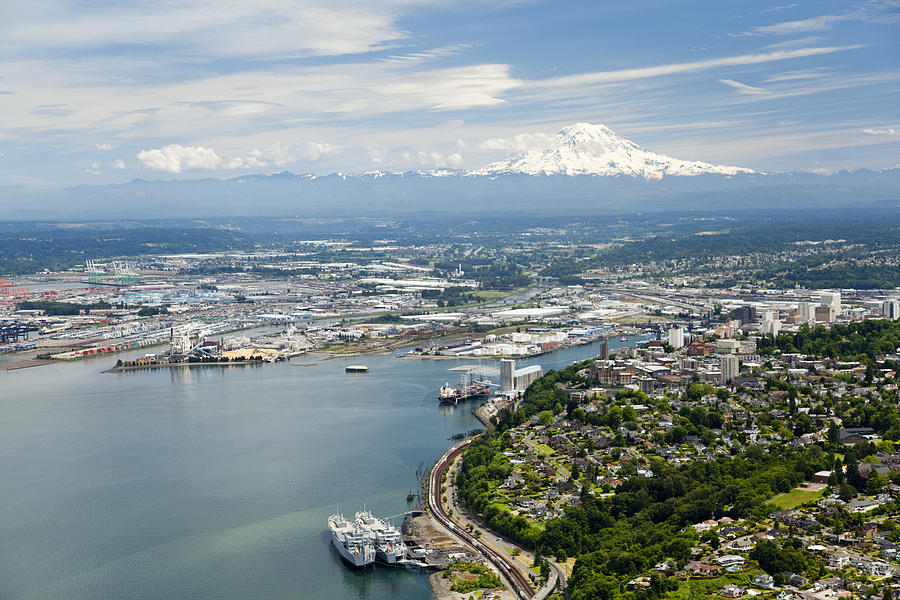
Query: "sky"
0 0 898 185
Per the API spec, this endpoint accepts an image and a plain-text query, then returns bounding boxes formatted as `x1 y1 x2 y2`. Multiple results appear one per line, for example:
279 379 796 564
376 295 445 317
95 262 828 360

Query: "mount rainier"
469 122 755 179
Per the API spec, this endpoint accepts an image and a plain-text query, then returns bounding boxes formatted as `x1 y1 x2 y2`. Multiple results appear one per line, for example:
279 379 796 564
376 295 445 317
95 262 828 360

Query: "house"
839 427 875 445
720 584 745 598
715 554 747 568
752 573 775 588
811 470 832 484
827 554 850 569
847 499 879 513
685 561 722 577
784 572 808 586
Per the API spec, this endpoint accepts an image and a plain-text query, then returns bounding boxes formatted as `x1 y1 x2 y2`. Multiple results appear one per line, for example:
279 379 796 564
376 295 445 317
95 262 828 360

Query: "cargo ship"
438 370 491 405
355 510 408 564
328 513 376 568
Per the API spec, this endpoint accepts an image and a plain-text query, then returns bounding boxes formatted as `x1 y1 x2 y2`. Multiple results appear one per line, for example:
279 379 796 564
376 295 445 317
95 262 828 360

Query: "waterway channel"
0 335 648 600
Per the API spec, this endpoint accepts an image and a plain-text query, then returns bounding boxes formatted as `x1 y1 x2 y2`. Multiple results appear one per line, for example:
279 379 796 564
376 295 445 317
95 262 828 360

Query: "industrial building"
500 358 543 394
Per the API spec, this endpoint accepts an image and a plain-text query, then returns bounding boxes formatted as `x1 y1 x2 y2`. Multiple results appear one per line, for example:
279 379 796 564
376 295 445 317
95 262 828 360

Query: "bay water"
0 337 645 599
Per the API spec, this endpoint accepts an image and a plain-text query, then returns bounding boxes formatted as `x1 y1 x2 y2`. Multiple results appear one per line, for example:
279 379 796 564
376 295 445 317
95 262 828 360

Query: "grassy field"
668 571 757 599
767 487 825 510
472 290 512 299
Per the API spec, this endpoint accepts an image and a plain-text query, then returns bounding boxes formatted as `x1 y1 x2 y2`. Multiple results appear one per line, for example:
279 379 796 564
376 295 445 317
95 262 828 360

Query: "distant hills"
0 123 897 219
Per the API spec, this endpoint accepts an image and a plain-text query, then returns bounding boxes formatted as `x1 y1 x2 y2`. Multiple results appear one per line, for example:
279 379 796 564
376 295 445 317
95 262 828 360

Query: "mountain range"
0 123 897 219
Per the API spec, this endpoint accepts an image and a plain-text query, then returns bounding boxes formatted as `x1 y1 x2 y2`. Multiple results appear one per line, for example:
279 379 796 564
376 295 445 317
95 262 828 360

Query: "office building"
798 302 817 323
720 355 739 385
733 306 757 325
668 327 685 349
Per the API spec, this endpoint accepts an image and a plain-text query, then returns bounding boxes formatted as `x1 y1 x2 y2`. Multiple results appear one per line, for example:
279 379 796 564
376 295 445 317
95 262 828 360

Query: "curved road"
429 438 549 599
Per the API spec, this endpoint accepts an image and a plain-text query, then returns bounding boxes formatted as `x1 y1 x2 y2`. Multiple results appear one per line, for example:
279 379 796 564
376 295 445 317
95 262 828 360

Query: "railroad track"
429 438 536 599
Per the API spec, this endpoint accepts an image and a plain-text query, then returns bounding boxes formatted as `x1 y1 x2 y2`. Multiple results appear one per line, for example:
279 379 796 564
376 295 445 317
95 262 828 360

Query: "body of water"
0 336 647 599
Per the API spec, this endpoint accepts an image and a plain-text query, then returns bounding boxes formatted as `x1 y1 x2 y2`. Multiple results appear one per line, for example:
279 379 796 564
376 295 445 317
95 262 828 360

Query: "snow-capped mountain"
469 122 755 179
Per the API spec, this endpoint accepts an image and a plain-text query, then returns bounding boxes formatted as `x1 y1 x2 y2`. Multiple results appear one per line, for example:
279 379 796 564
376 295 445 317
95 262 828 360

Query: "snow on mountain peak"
469 122 755 179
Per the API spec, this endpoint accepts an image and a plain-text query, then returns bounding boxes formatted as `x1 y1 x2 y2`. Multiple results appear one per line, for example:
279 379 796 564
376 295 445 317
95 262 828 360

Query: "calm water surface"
0 337 646 599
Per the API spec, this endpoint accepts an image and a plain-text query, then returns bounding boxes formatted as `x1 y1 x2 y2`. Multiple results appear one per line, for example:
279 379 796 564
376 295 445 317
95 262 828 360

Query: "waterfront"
0 337 646 600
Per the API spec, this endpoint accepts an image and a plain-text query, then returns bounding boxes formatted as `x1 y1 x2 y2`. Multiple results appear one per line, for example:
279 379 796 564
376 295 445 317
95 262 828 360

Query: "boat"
328 513 376 568
355 510 408 564
345 365 369 373
620 336 628 342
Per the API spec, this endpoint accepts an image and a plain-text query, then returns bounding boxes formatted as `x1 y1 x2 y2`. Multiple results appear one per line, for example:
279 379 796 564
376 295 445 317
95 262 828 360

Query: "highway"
428 437 539 599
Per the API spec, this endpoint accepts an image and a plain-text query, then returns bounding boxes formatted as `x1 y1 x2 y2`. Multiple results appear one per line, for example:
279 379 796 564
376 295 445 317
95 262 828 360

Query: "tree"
846 458 865 492
540 559 550 580
827 422 840 446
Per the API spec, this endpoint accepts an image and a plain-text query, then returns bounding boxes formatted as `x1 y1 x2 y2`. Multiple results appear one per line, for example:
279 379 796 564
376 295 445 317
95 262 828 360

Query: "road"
429 437 565 599
430 438 539 598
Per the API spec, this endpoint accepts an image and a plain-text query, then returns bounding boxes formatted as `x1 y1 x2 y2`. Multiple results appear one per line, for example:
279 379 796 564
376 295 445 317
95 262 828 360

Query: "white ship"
328 513 376 568
355 510 408 564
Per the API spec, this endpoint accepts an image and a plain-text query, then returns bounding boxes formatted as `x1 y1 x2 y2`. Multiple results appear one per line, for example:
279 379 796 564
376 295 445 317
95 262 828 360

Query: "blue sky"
0 0 898 184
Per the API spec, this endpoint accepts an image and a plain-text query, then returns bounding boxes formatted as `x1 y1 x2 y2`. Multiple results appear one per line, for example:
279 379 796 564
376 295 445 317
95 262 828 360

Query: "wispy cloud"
31 104 75 118
762 67 832 83
526 46 862 88
761 36 828 50
719 79 769 95
736 0 900 36
863 127 898 136
1 1 422 60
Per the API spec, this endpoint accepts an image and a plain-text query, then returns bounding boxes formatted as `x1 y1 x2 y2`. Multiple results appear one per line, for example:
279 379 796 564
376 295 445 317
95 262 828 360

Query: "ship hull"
331 534 372 568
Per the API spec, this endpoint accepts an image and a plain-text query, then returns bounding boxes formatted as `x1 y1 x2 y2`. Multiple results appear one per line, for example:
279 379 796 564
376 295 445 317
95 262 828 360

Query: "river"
0 336 648 600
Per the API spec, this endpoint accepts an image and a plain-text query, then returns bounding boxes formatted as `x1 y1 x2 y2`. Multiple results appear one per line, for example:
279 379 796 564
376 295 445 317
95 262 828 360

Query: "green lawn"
767 487 825 510
535 444 555 456
668 572 757 600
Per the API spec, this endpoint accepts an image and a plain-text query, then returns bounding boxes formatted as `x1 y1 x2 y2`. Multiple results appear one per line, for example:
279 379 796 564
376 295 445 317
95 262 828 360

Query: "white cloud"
96 142 113 150
136 140 346 173
112 159 126 169
303 142 343 161
480 132 556 153
137 144 223 173
862 128 898 136
416 151 463 168
719 79 769 95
